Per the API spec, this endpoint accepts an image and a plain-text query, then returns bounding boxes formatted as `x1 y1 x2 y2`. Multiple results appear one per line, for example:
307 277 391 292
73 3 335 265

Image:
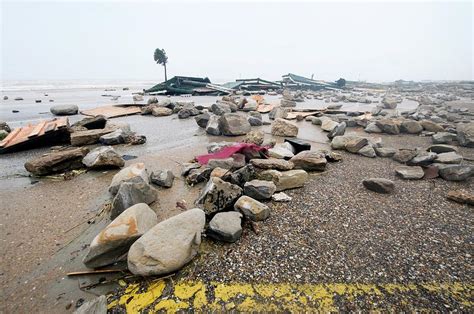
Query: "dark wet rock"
234 196 270 222
456 122 474 147
248 116 263 126
83 203 157 268
111 180 157 219
127 208 205 276
251 158 294 171
186 167 212 185
290 151 327 171
439 165 474 181
195 177 242 215
271 118 298 137
392 149 418 163
207 211 243 243
150 170 175 188
82 146 124 169
50 104 78 116
195 112 210 128
374 146 397 157
395 166 424 180
24 147 89 176
218 113 251 136
362 178 394 194
400 120 423 134
243 179 277 200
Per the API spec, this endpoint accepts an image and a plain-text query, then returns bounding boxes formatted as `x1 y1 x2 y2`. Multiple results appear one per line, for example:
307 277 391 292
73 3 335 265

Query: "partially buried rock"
272 192 292 202
362 178 395 194
83 203 158 268
109 163 149 195
438 165 474 181
447 190 474 206
152 107 173 117
250 158 294 171
243 179 277 200
234 196 270 222
24 147 89 176
150 170 174 188
127 208 205 276
290 151 327 171
218 113 251 136
50 104 78 116
259 169 308 191
271 118 298 137
74 295 107 314
358 145 376 158
82 146 125 169
395 166 424 180
111 180 157 219
421 120 444 132
207 211 243 243
195 177 242 215
392 149 418 163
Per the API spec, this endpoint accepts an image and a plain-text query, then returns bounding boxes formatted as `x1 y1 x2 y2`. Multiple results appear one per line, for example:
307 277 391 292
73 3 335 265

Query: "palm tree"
154 48 168 81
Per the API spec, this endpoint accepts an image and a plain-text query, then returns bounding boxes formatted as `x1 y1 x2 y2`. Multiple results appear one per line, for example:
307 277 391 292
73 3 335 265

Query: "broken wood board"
0 117 69 154
81 105 141 118
285 111 320 120
256 104 275 113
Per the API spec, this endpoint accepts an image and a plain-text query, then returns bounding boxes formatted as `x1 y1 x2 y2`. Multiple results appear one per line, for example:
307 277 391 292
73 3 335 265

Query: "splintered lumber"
0 117 70 154
256 104 275 113
81 105 141 118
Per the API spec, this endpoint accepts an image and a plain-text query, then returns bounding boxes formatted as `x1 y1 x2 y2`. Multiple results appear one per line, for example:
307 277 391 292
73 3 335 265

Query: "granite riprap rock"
362 178 395 194
327 122 346 139
392 149 418 163
211 103 232 116
407 152 437 166
358 145 376 158
82 146 125 169
111 180 157 219
269 107 288 120
435 152 463 164
432 132 457 144
243 179 277 200
456 122 474 147
250 158 294 171
400 120 423 134
99 129 125 145
152 107 173 117
195 177 242 215
290 151 327 171
83 203 158 268
186 167 212 185
248 116 263 126
223 165 257 187
320 118 339 132
234 196 270 222
218 113 251 136
243 130 264 145
127 208 205 276
395 166 424 180
195 112 210 128
365 122 382 133
271 118 298 137
150 170 175 188
24 147 89 176
207 211 243 242
345 138 369 153
109 163 149 195
70 128 116 146
205 115 221 136
438 165 474 181
258 169 308 191
50 104 78 116
375 119 400 135
268 143 295 159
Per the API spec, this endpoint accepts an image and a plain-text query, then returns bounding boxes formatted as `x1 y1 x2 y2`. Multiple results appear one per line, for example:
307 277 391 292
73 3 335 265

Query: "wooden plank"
55 117 69 128
81 105 141 118
27 121 47 138
44 121 57 133
256 104 275 113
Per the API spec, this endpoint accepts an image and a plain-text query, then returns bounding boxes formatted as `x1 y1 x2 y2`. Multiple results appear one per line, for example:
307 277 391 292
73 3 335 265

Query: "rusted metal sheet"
81 105 141 118
0 117 70 154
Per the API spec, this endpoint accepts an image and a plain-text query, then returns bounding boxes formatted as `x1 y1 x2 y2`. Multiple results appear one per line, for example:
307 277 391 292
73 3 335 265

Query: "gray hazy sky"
1 0 473 82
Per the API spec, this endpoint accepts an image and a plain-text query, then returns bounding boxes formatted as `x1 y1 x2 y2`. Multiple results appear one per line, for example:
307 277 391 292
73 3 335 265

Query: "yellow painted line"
108 280 474 312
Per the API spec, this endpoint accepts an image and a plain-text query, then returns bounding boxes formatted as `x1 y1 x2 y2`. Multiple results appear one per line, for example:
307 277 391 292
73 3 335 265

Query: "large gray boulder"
111 180 157 219
195 112 210 128
127 208 205 276
207 211 242 243
327 122 346 139
83 203 158 268
375 119 400 134
234 196 270 222
290 150 327 171
109 163 149 195
362 178 394 194
50 104 78 116
407 152 437 166
82 146 124 169
243 179 277 200
271 118 298 137
195 177 242 214
218 113 251 136
400 120 423 134
345 137 369 153
456 122 474 147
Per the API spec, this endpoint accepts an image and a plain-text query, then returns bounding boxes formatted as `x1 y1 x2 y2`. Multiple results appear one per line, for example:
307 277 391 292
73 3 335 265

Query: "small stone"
271 192 292 202
234 196 270 222
111 180 157 219
392 149 418 163
195 112 210 128
358 145 376 158
345 138 369 153
421 120 444 132
208 211 243 242
50 104 78 116
206 115 221 136
427 144 458 154
152 107 173 116
82 146 125 169
243 179 277 200
150 170 175 188
374 147 397 157
395 166 424 180
243 130 264 145
400 120 423 134
320 118 339 132
362 178 395 194
258 169 308 191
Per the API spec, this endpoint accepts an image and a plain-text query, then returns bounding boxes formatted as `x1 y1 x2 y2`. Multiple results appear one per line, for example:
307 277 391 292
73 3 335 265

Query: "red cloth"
196 143 268 165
